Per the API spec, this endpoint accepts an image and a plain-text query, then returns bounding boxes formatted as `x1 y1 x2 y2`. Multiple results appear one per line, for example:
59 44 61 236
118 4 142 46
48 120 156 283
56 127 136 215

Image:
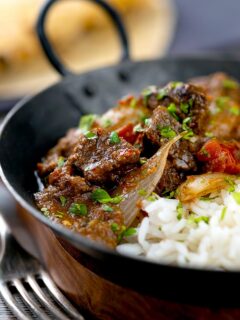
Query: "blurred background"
0 0 240 114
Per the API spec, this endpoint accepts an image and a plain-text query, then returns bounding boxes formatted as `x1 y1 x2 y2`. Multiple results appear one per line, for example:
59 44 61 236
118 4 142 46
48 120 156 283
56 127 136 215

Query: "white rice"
117 179 240 270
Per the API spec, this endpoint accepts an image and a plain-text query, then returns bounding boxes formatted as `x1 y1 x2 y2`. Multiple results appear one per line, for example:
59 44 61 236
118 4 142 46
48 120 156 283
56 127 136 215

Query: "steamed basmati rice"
117 179 240 270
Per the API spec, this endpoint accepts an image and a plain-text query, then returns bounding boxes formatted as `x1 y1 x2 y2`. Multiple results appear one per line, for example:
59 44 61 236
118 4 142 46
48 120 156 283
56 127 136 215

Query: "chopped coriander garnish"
167 103 179 120
220 206 227 221
216 96 230 109
102 204 113 212
180 102 190 114
41 207 50 217
79 114 97 132
232 192 240 205
157 88 167 100
194 216 209 224
230 106 240 116
182 130 194 140
122 227 136 237
223 79 238 89
59 196 67 207
140 157 147 165
144 118 152 126
205 132 214 138
225 177 236 192
147 192 159 201
138 189 147 196
84 131 97 140
69 203 88 216
130 98 137 108
111 223 119 232
133 124 144 133
55 211 64 219
182 117 191 131
200 147 210 157
57 156 65 168
171 82 184 89
91 188 122 204
177 202 184 220
141 86 156 105
109 131 121 144
102 118 113 128
159 126 176 138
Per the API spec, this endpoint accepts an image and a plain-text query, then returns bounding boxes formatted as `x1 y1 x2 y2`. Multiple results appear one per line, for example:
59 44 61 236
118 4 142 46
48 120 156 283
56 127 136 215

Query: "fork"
0 214 85 320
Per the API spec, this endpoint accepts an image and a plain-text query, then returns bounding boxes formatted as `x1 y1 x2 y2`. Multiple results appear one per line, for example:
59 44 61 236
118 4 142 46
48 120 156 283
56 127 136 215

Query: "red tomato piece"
197 139 240 174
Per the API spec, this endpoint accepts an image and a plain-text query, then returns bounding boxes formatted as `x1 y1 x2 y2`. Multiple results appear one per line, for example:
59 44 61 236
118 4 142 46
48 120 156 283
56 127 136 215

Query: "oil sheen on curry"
35 73 240 248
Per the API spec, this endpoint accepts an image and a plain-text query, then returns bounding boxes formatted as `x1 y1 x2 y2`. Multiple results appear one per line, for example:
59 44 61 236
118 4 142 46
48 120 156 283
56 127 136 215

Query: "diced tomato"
117 123 139 145
197 138 240 174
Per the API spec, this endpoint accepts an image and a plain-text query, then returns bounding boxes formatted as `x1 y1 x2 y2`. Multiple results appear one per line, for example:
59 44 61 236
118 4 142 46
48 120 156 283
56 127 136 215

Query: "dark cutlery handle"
36 0 130 76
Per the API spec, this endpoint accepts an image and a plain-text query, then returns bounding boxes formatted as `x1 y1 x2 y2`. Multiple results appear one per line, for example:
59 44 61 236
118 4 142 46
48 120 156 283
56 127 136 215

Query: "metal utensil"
0 213 84 320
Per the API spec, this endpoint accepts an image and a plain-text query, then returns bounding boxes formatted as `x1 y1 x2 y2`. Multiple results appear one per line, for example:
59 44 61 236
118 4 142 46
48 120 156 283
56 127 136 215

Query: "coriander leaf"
157 88 167 100
84 131 97 140
91 188 122 204
230 106 240 116
123 227 137 237
79 114 97 132
182 117 191 131
159 126 176 138
69 203 88 216
223 79 238 89
109 131 121 144
59 196 67 207
138 189 147 196
57 156 65 168
102 204 113 212
167 103 179 120
111 223 119 232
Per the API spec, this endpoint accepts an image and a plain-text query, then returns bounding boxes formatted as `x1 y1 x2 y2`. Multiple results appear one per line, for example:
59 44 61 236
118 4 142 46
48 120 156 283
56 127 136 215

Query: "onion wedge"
115 134 183 227
177 173 237 203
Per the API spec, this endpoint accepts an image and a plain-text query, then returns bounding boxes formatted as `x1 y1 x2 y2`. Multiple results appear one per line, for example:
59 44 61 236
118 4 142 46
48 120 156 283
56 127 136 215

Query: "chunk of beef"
69 128 140 185
37 129 81 177
190 72 240 140
143 82 209 135
145 106 199 193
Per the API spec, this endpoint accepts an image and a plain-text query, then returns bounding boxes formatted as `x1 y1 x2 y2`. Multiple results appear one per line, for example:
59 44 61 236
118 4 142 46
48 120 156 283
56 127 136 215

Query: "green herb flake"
232 192 240 205
177 202 184 220
157 88 167 100
230 106 240 116
79 114 97 132
205 132 214 138
182 117 191 131
59 196 67 207
69 203 88 216
91 188 122 204
223 79 238 90
111 223 119 233
102 204 113 212
102 118 113 128
130 98 137 108
55 211 64 219
171 81 184 89
141 86 156 105
216 96 230 109
225 177 236 192
220 207 227 221
84 131 97 140
159 126 176 138
138 189 147 196
140 157 147 165
123 227 137 237
167 103 179 120
194 216 209 224
147 192 159 201
109 131 121 144
180 102 189 114
57 156 65 168
144 118 152 126
41 207 50 217
133 124 144 133
182 130 194 140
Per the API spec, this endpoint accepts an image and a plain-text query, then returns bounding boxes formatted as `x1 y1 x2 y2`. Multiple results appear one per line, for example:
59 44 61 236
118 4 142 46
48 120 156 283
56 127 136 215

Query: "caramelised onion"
177 173 237 203
115 134 183 227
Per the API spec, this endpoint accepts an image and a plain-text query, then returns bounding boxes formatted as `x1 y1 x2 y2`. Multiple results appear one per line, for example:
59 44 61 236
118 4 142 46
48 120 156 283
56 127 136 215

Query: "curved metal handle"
36 0 130 76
